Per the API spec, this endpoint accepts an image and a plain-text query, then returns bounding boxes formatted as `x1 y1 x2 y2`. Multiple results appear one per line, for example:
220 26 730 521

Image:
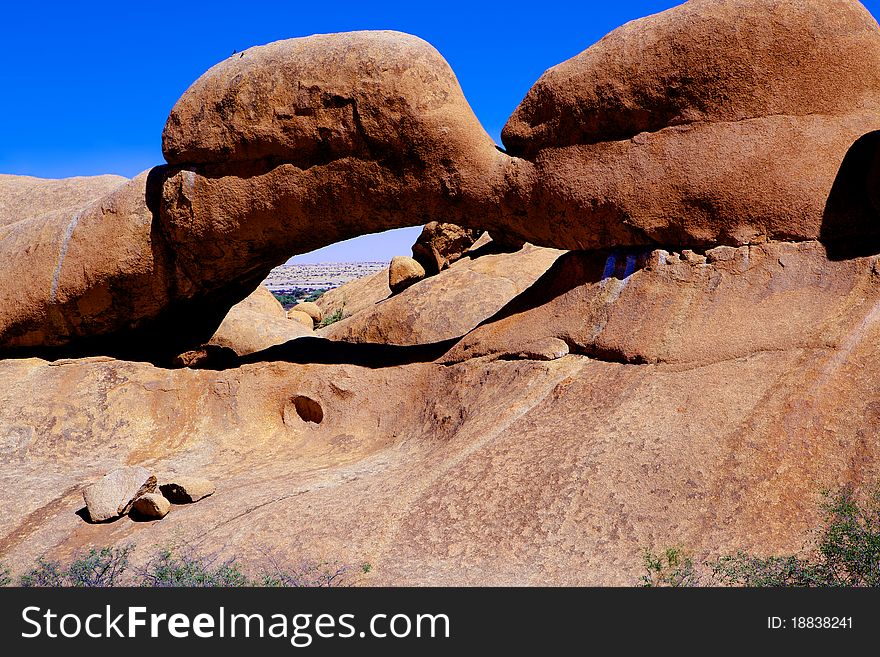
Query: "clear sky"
3 0 879 262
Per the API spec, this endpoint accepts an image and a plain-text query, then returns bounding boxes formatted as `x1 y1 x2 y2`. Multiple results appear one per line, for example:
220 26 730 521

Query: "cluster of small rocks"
81 466 215 523
287 300 324 329
387 222 490 295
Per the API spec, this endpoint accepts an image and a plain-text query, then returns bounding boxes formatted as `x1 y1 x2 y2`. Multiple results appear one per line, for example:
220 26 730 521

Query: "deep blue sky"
4 0 879 261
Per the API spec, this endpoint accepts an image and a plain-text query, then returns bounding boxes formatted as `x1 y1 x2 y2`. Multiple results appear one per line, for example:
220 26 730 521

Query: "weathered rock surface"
81 467 156 523
0 174 128 227
321 244 563 345
0 171 169 352
501 0 880 249
208 286 309 356
159 30 505 265
506 0 880 155
0 32 503 356
388 256 426 295
131 493 171 519
412 223 483 275
444 241 880 366
0 169 273 358
5 253 880 583
160 477 215 504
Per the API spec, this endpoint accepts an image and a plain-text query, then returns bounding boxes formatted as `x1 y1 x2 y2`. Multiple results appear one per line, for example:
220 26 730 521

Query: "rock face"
321 245 563 345
388 256 426 294
163 31 500 182
6 247 880 583
0 174 127 227
0 169 272 359
0 31 503 356
160 477 215 504
208 285 310 356
443 241 880 366
0 171 169 352
412 223 483 275
501 0 880 249
506 0 880 155
131 493 171 519
81 467 156 523
159 30 504 267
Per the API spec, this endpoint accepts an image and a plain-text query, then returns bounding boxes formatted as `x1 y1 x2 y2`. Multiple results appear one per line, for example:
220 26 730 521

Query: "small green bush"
710 484 880 587
643 482 880 587
272 293 300 308
710 552 824 587
20 558 63 587
8 545 362 587
20 546 133 587
640 547 698 587
816 484 880 586
317 307 345 328
257 558 352 588
139 548 248 587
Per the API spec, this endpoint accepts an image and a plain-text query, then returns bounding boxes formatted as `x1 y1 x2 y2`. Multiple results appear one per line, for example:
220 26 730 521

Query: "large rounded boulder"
164 31 496 173
207 285 311 356
502 0 880 248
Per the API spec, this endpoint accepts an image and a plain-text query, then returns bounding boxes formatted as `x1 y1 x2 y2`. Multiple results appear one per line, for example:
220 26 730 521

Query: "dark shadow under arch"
821 130 880 260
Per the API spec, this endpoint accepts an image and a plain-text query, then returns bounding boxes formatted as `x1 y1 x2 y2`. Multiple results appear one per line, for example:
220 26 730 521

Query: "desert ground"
262 262 387 294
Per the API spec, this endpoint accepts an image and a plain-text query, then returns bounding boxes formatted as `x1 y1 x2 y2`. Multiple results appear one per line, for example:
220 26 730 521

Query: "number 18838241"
768 617 853 630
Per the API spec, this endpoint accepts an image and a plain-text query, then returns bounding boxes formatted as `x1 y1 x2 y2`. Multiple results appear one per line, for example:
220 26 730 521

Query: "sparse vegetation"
139 548 249 587
710 552 824 587
20 545 133 587
642 482 880 587
272 288 327 310
272 293 299 308
640 547 698 587
10 544 364 587
713 483 880 586
256 555 353 588
317 306 345 328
